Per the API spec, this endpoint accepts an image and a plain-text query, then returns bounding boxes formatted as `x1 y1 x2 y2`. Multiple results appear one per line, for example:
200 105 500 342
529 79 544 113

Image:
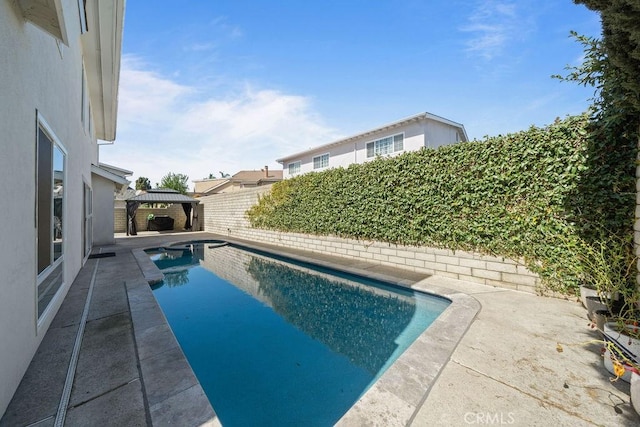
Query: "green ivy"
247 114 636 293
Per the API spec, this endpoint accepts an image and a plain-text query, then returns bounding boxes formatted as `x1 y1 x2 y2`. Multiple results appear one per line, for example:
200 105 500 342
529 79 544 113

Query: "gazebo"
125 188 200 236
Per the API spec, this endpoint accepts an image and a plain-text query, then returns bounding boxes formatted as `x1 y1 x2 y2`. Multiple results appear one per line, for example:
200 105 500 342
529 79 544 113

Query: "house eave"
98 162 133 177
91 164 130 188
17 0 69 45
81 0 125 142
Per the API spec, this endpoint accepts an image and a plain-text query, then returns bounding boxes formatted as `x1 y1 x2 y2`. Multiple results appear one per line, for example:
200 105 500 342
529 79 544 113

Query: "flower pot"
603 348 632 382
580 285 598 308
632 371 640 416
585 296 608 321
603 322 640 363
593 309 611 332
603 322 640 361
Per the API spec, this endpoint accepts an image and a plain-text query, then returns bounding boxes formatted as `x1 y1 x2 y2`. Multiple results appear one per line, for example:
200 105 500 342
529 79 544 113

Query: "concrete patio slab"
1 231 638 426
65 380 147 426
70 312 138 407
0 325 77 426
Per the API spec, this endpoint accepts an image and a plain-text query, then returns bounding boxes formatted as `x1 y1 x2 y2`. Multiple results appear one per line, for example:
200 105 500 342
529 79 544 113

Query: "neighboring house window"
288 161 301 175
394 134 404 151
36 116 66 319
366 133 404 158
313 153 329 169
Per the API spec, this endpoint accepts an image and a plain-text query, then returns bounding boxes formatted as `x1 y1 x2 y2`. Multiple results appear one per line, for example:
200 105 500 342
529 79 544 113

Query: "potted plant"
558 337 640 414
574 234 636 320
580 282 599 308
146 213 155 231
559 233 640 413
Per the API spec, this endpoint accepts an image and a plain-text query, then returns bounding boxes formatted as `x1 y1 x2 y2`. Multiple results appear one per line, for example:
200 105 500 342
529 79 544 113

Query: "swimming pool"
148 241 449 426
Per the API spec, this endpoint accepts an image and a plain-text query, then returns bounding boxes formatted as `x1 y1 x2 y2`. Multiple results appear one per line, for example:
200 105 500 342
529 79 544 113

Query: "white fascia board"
91 164 130 186
98 162 133 177
82 0 125 141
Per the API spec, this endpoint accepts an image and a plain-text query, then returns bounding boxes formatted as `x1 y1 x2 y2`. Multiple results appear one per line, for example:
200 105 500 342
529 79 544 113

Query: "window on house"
313 153 329 169
83 182 92 257
288 161 301 175
366 133 404 158
81 65 89 133
78 0 88 33
36 118 66 319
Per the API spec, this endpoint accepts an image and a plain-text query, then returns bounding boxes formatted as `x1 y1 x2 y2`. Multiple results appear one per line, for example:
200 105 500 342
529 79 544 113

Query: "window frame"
78 0 88 34
83 181 93 259
288 161 301 175
312 153 330 170
81 64 89 133
366 132 405 158
35 114 67 324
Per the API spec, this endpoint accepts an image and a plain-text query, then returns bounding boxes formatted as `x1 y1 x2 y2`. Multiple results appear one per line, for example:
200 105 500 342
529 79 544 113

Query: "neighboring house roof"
193 169 283 195
116 188 137 202
276 112 468 164
193 178 231 194
231 170 283 184
98 162 133 178
203 179 232 193
126 189 200 204
91 164 130 190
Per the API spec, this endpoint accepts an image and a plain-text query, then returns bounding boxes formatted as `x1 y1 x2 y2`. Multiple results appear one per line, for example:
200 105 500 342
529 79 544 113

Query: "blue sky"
99 0 602 188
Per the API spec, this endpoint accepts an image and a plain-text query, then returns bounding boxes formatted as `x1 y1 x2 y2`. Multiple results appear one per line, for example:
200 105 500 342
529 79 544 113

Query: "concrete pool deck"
1 231 639 426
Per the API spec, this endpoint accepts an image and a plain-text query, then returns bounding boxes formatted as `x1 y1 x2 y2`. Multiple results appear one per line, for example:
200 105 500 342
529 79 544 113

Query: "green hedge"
247 114 636 292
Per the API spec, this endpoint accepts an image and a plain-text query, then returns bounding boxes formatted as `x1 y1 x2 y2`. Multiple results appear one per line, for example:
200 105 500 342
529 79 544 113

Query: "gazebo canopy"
126 188 200 204
125 189 200 235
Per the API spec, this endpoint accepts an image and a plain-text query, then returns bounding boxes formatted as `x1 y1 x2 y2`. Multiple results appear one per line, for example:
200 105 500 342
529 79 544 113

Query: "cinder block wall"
200 187 541 294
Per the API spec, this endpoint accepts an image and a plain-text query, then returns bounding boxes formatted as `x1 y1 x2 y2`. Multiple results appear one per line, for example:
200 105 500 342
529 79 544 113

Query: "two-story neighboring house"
0 0 125 416
277 112 468 178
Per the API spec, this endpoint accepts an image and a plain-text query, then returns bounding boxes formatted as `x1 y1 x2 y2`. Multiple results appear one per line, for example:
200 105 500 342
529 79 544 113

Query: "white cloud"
209 16 244 40
460 1 531 61
100 56 339 188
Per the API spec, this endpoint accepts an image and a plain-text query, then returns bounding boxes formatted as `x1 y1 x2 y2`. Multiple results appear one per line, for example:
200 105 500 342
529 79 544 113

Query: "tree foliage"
574 0 640 115
135 177 151 191
159 172 189 195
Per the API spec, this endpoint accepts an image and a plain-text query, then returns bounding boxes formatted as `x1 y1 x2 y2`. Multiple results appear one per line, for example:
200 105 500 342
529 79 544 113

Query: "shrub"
247 114 636 293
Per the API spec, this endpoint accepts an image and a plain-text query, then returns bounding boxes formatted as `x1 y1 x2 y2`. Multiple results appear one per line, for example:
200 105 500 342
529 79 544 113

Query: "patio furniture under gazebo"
125 188 200 236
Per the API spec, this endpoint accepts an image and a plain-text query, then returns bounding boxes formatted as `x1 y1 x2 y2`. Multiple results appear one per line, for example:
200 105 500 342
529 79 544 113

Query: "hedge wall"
247 114 636 292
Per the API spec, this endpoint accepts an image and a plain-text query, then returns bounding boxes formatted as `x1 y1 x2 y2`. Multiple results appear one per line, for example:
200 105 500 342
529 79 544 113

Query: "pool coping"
132 236 480 426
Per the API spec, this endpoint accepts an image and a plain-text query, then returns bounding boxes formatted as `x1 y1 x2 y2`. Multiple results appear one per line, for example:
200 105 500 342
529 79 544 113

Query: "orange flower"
613 360 626 378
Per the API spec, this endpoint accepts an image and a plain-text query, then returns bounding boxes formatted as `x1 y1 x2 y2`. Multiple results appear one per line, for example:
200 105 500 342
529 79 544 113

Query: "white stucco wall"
0 0 98 415
92 174 116 245
426 119 463 148
281 117 463 179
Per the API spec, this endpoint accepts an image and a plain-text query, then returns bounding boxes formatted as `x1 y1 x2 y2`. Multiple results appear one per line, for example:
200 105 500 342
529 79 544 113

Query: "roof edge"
276 112 466 163
91 164 130 186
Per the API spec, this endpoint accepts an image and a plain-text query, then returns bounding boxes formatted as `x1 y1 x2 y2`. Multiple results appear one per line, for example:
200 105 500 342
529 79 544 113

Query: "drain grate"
88 252 116 259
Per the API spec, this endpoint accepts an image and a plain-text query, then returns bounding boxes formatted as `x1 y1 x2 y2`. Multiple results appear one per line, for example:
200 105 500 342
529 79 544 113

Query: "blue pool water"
149 242 449 426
